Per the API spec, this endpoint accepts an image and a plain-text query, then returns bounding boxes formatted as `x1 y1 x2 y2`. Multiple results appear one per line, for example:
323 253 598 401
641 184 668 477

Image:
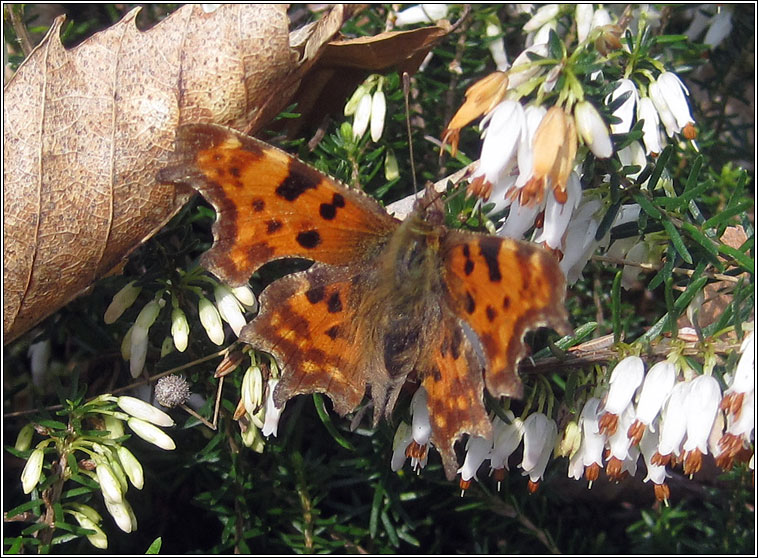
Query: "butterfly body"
158 124 570 478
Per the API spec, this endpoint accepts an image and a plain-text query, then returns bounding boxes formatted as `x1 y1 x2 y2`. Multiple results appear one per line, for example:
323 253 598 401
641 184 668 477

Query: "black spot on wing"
275 163 320 201
465 291 476 314
327 292 342 313
266 219 282 234
479 237 502 283
486 305 497 322
305 286 325 304
252 198 265 212
325 325 340 340
296 230 321 249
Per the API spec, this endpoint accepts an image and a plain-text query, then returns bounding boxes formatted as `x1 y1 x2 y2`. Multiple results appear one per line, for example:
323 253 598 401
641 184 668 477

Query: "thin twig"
7 5 34 57
3 348 229 419
592 254 742 283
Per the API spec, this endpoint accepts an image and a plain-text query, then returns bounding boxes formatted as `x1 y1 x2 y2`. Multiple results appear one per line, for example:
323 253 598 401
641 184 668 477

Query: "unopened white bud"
127 418 176 450
117 396 174 427
199 297 225 345
104 282 141 324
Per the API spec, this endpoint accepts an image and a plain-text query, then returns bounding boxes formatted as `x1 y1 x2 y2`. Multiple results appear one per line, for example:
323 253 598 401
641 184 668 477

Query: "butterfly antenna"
403 72 419 197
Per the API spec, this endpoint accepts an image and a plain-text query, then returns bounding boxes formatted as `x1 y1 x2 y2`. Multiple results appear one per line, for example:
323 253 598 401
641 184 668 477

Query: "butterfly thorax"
366 207 447 383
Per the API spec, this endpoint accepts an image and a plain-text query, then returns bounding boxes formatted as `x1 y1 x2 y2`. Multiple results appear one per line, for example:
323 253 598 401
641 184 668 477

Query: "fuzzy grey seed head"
155 375 191 408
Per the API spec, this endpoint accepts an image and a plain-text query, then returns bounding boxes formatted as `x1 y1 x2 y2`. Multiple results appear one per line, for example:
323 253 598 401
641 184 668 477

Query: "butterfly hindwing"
441 230 570 399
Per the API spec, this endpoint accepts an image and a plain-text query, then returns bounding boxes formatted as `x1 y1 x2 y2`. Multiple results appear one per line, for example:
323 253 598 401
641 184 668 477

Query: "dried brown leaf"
3 4 350 343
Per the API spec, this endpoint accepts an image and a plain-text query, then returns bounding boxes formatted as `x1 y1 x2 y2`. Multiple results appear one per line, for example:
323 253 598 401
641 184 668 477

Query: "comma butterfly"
157 124 570 478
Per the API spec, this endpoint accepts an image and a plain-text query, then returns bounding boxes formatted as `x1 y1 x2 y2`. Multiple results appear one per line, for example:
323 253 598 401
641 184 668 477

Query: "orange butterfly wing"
441 231 571 399
158 124 398 286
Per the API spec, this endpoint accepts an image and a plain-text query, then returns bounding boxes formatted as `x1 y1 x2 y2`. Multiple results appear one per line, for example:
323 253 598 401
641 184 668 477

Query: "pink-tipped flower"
520 413 558 492
469 100 525 199
580 398 605 484
628 360 676 445
640 428 670 503
391 422 414 472
534 171 582 250
649 72 696 139
490 413 524 472
411 387 432 446
458 435 493 491
682 375 722 475
653 380 691 465
599 356 644 436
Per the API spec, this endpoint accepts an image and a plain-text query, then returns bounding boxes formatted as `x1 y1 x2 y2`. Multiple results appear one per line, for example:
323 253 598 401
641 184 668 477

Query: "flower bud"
395 3 448 26
95 461 123 504
215 284 247 336
121 325 133 361
170 308 190 352
21 448 44 494
486 22 508 70
576 4 594 42
117 396 174 427
391 422 413 472
70 503 103 523
242 365 265 416
352 92 372 140
574 100 613 158
344 81 372 116
556 420 582 457
15 423 35 452
199 297 225 345
458 435 491 483
70 511 108 549
127 418 176 450
231 285 257 309
104 282 141 324
129 325 149 378
104 414 125 439
384 150 399 181
117 446 144 490
370 90 386 142
523 4 560 32
135 300 162 329
104 497 135 533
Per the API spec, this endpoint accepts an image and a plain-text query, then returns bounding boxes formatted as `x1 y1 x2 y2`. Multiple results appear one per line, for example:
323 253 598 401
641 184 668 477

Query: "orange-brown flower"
442 71 509 156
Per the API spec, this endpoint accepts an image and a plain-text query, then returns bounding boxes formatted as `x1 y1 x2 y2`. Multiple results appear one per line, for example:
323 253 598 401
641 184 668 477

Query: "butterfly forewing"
157 124 399 285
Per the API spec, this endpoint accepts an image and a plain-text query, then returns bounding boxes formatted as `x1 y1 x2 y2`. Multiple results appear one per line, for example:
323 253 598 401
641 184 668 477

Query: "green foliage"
3 4 754 555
